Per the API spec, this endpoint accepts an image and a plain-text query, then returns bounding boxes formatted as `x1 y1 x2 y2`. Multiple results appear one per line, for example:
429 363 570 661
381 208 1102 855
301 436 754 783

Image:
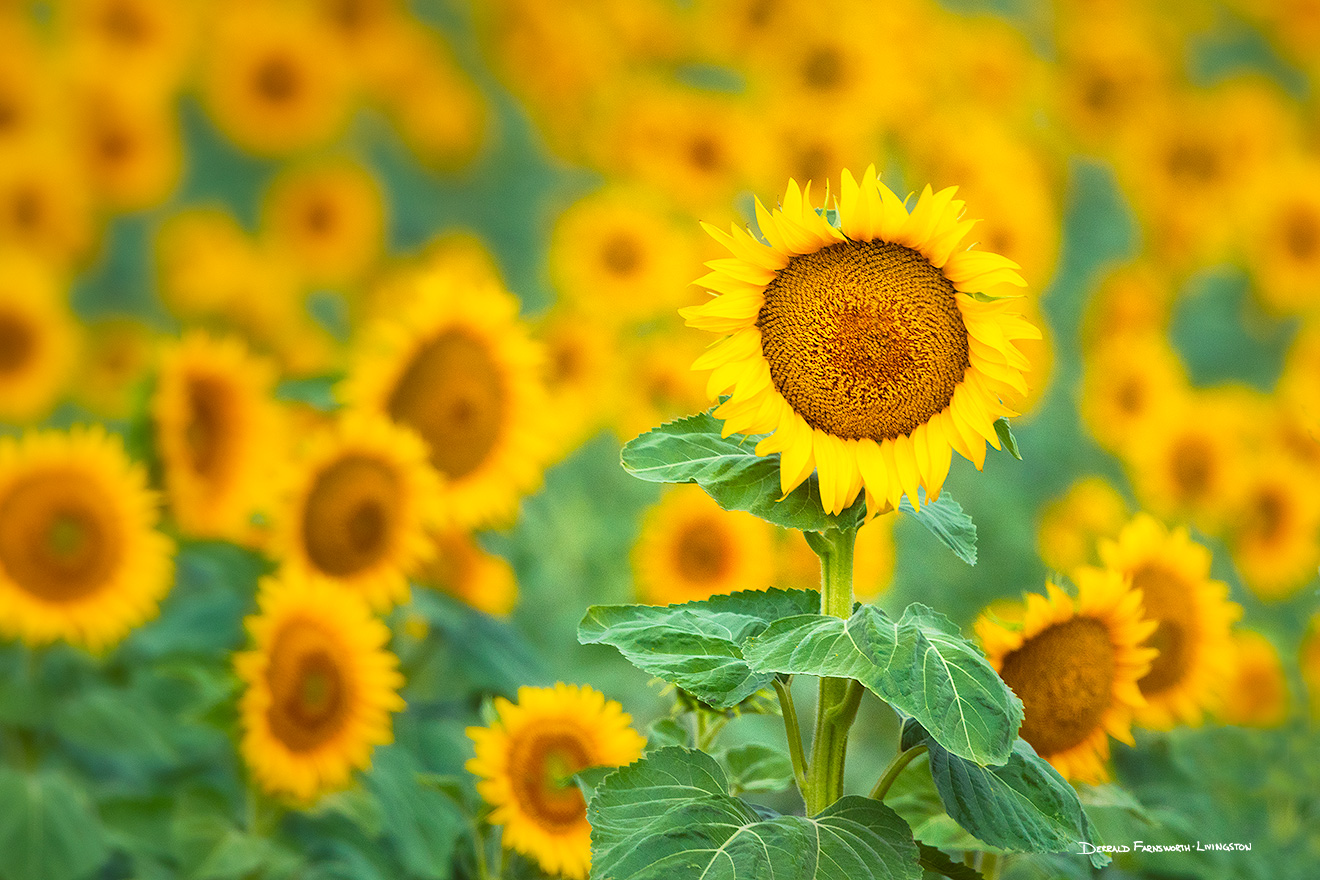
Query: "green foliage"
719 743 796 794
896 492 979 566
273 374 344 412
915 842 985 880
589 747 922 880
366 747 465 880
0 768 107 880
901 721 1107 869
577 588 819 708
743 604 1022 765
992 419 1022 461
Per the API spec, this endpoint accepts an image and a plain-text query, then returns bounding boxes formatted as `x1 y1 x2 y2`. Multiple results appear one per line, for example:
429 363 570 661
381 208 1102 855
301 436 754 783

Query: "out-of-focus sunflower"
467 683 645 880
928 11 1046 123
755 110 881 205
977 569 1156 783
200 4 351 156
1098 513 1241 729
0 427 173 651
775 512 894 602
536 308 618 457
235 571 405 803
72 84 182 212
57 0 198 94
0 141 95 266
342 270 551 529
73 316 156 420
1036 476 1129 574
1081 261 1174 346
1226 455 1320 602
415 528 518 616
610 326 710 442
0 21 57 149
1246 157 1320 315
0 253 77 424
684 167 1038 516
358 232 503 325
633 484 774 605
262 158 384 289
155 206 253 318
276 415 441 613
152 333 284 542
1080 333 1187 454
549 185 696 328
1217 630 1290 728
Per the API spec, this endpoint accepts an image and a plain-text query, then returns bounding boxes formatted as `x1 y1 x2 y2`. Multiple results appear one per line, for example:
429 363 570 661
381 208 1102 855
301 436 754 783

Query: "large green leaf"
589 748 921 880
577 589 819 708
0 769 107 880
743 604 1021 765
901 722 1107 869
620 410 865 532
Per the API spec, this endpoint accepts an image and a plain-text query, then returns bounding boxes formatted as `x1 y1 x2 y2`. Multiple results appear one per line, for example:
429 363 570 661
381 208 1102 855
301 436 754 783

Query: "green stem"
868 744 928 801
804 525 859 816
772 678 808 795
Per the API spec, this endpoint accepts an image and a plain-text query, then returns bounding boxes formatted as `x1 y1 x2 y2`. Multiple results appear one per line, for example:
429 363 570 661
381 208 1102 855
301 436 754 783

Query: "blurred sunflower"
236 571 405 803
1247 157 1320 315
610 326 710 442
0 141 94 266
201 4 351 156
276 415 441 613
58 0 197 93
775 513 894 602
1217 630 1291 729
72 84 182 212
342 271 551 529
1098 513 1241 729
262 158 384 289
1079 334 1187 454
1036 476 1129 574
0 427 173 651
1081 261 1174 346
0 253 77 424
152 333 283 542
536 308 618 456
467 683 645 880
72 317 156 420
633 484 774 605
0 21 56 149
415 528 518 616
977 570 1157 783
684 167 1037 516
155 206 253 318
1226 455 1320 602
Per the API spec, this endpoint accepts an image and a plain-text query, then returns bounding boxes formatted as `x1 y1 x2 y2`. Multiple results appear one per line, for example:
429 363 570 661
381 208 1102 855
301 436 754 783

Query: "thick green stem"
804 525 859 816
772 678 808 795
868 744 928 801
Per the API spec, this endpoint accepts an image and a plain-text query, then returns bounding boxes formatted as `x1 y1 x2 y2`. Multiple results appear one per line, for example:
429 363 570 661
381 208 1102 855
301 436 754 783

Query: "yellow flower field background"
0 0 1318 878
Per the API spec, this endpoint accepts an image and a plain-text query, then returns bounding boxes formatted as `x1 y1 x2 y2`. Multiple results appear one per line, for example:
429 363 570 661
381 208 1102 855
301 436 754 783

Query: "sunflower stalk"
772 677 808 794
868 743 928 801
804 524 860 816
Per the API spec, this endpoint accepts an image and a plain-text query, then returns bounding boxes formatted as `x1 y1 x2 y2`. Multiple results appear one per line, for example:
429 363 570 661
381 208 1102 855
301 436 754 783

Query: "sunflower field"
1 0 1319 879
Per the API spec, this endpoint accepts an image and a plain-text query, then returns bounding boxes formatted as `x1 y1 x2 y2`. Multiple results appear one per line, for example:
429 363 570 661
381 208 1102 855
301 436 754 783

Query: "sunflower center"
11 186 44 231
183 375 236 482
254 56 302 104
101 2 149 44
509 729 591 832
302 454 399 578
757 239 970 441
802 46 843 91
549 338 584 385
1169 435 1213 502
304 199 336 236
387 329 505 480
600 233 642 276
1114 376 1145 415
1282 204 1320 262
96 125 133 165
266 622 350 752
0 470 121 603
0 310 35 374
1080 72 1118 114
998 617 1115 758
0 96 21 132
1131 564 1196 697
1246 486 1288 545
687 135 720 173
1165 141 1220 186
673 516 732 584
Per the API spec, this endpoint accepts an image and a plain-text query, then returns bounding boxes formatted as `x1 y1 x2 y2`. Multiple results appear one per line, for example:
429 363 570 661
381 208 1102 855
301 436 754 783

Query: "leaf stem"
772 678 808 795
804 525 859 816
868 744 928 801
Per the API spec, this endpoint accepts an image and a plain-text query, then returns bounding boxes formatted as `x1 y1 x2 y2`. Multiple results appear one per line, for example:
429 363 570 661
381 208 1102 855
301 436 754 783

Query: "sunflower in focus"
0 253 77 424
1217 630 1290 728
276 415 441 613
977 569 1157 783
0 427 173 651
467 683 646 880
415 528 518 616
342 270 551 529
1098 513 1241 729
153 333 284 542
236 571 405 803
633 484 775 606
684 167 1038 516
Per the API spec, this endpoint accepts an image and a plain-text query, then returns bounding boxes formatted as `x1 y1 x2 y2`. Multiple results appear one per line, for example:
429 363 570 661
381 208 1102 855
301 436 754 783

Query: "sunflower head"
1217 630 1291 728
977 569 1157 783
466 683 645 880
682 167 1039 517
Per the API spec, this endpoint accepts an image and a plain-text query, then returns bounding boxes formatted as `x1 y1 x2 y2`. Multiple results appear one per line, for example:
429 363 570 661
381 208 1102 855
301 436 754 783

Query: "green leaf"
915 842 984 880
577 589 820 709
367 747 465 879
0 769 107 880
901 721 1107 869
589 747 921 880
897 491 977 566
620 410 865 532
646 718 691 751
720 743 795 794
992 419 1021 461
274 374 343 412
744 604 1021 765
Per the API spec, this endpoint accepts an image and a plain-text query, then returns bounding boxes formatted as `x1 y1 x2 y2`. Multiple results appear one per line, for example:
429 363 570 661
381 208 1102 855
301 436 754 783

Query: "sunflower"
154 207 254 318
1217 631 1291 728
415 528 518 616
536 308 618 456
235 571 405 803
72 84 182 212
1036 476 1129 574
73 316 156 420
609 326 711 442
1225 455 1320 602
632 484 774 605
1247 156 1320 315
466 683 646 880
0 22 56 149
1080 333 1187 454
0 141 94 266
152 333 284 542
976 569 1157 783
0 427 173 651
1081 261 1174 347
1098 513 1242 729
775 512 894 602
58 0 198 93
683 167 1038 516
0 253 77 424
275 415 442 613
341 270 551 530
261 158 385 288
